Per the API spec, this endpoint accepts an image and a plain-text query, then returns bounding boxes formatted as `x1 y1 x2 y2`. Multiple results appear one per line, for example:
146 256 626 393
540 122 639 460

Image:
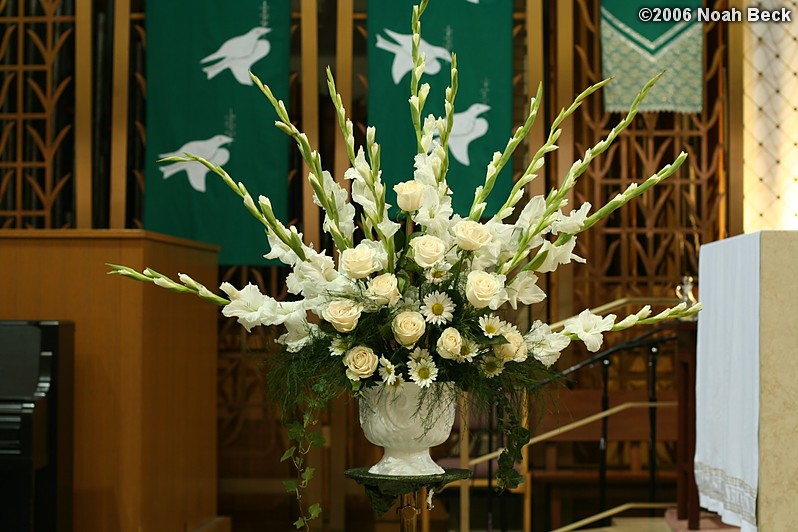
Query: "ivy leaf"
308 430 325 448
286 422 304 441
308 503 322 519
280 446 296 462
302 467 315 483
303 410 317 427
283 480 298 492
293 517 306 529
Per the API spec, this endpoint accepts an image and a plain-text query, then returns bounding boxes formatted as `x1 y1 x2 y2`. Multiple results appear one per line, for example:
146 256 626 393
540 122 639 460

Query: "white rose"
367 273 400 306
465 271 506 309
393 180 425 212
436 327 462 360
410 235 447 268
391 310 426 347
343 345 379 380
493 329 527 362
452 220 492 251
340 242 378 279
322 300 363 333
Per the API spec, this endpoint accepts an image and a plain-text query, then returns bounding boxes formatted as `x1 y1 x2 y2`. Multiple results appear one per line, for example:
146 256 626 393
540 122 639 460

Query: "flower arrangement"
108 1 700 527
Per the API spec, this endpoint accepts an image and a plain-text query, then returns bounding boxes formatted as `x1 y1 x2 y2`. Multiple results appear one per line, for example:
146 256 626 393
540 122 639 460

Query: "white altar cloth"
695 232 759 531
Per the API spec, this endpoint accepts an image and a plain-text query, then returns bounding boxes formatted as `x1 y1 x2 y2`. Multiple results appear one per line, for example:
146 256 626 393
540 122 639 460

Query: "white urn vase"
359 382 456 476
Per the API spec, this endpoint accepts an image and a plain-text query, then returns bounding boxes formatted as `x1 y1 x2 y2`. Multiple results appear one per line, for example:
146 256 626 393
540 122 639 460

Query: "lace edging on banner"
694 460 757 526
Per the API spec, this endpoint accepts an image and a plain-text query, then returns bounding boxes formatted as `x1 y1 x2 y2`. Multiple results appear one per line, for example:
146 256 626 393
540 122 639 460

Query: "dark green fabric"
600 0 703 113
345 467 471 516
144 1 290 265
367 0 514 217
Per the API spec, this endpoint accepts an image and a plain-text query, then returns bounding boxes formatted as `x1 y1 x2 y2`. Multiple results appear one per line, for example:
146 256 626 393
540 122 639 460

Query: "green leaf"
293 517 306 529
309 503 322 519
302 467 315 483
286 422 304 441
280 446 296 462
303 410 317 427
308 430 325 448
393 228 406 251
480 334 509 345
283 480 298 492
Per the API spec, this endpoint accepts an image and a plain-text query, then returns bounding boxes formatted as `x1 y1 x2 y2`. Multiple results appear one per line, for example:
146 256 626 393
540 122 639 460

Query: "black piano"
0 321 73 531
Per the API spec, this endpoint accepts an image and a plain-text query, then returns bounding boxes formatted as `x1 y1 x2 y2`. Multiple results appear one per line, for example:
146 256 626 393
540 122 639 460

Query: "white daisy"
378 356 398 385
329 337 348 356
457 338 481 363
408 357 439 388
384 372 406 391
425 262 451 284
408 347 431 364
481 354 505 378
479 315 506 338
420 291 455 325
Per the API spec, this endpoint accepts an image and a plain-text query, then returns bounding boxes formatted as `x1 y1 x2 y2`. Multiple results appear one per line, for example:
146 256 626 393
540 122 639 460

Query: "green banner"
600 0 703 113
145 1 290 265
368 0 514 217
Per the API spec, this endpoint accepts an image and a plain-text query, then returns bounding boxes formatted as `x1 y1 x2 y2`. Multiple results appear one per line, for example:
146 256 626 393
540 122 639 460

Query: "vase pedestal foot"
368 448 444 476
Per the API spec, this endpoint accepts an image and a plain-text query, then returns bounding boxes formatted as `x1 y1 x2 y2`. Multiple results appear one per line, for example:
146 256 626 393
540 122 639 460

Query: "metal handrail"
469 400 677 467
550 501 675 532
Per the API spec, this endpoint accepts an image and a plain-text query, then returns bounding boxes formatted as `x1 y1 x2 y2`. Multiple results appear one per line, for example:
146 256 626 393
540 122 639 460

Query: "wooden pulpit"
0 230 229 532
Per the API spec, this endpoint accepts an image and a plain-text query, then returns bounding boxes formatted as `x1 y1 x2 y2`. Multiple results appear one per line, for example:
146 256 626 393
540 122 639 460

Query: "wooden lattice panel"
0 0 76 228
567 0 728 312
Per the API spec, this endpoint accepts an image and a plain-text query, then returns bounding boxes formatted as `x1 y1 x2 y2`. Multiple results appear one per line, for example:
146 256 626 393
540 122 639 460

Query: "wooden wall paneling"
110 0 131 229
0 230 224 531
726 0 744 237
553 0 576 324
75 0 93 228
299 3 324 528
301 0 321 250
329 1 355 530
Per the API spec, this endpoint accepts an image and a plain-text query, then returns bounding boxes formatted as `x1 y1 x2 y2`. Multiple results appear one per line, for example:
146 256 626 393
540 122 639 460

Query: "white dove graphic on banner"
375 29 451 85
201 27 271 85
159 134 233 192
448 103 490 166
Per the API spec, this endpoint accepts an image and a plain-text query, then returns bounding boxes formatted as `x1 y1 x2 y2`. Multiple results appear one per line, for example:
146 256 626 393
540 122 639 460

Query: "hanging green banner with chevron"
368 0 514 217
600 0 703 113
144 1 290 265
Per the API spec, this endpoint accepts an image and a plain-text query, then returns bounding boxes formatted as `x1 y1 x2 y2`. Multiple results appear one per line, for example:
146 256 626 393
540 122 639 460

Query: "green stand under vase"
345 467 471 532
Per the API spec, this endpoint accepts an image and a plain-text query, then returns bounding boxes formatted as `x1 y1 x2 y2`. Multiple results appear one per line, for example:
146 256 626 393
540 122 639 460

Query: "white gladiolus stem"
495 77 612 221
469 85 542 221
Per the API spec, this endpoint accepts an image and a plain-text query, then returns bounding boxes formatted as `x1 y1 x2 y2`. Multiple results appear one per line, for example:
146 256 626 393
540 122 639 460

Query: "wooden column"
74 0 93 228
300 0 321 249
110 0 131 229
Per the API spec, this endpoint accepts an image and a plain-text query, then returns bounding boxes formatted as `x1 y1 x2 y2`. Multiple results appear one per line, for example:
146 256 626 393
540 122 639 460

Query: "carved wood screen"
0 0 78 229
2 0 736 529
544 1 732 395
561 0 730 316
